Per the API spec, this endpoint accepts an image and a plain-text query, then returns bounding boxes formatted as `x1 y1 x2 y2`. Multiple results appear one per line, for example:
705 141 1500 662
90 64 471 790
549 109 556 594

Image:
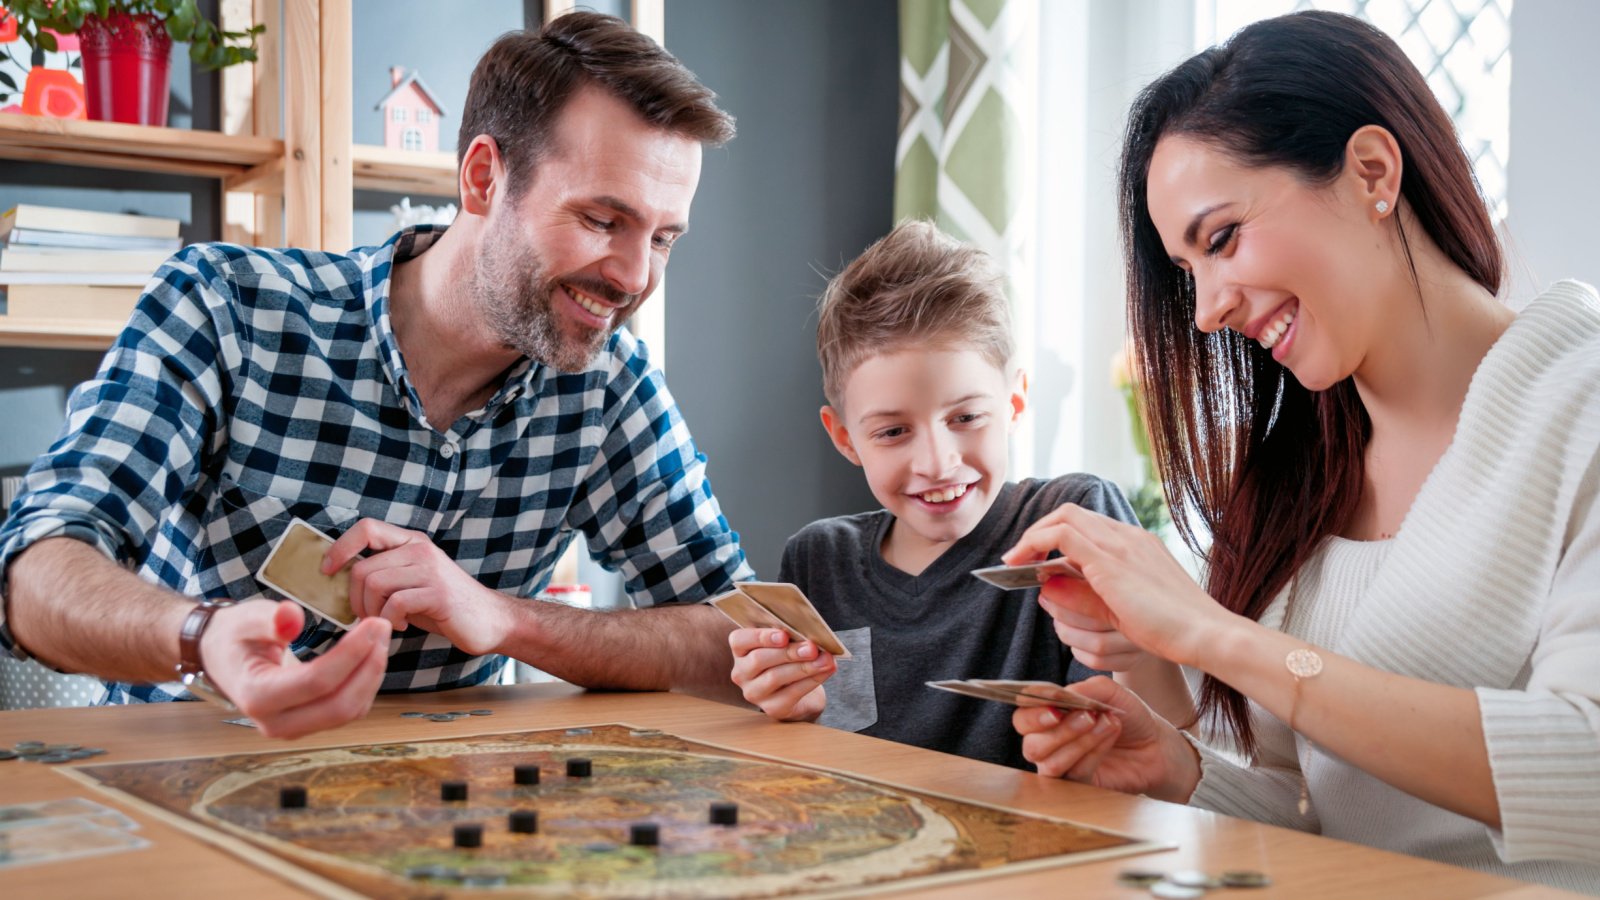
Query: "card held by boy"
257 518 358 629
970 559 1085 590
707 582 852 659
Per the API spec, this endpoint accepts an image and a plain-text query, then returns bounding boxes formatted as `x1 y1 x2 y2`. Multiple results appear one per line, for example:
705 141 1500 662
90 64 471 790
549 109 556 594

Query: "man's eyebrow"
593 195 688 234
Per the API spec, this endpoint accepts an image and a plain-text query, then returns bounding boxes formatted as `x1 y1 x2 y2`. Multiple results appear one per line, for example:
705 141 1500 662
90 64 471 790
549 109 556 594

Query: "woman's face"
1145 135 1393 391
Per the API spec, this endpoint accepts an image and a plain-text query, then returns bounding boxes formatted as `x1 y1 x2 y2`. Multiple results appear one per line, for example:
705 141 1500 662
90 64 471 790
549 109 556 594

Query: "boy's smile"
822 346 1025 575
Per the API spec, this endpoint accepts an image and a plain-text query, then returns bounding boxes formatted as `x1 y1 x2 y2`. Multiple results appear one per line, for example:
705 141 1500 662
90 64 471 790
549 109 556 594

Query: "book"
0 204 181 241
0 246 172 275
3 227 182 253
2 284 140 322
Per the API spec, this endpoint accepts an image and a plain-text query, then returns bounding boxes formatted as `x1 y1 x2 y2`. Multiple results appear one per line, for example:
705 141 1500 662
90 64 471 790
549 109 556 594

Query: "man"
0 13 749 738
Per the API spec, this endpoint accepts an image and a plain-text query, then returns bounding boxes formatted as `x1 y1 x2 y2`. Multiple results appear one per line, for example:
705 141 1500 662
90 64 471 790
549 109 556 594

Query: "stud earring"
1375 199 1390 215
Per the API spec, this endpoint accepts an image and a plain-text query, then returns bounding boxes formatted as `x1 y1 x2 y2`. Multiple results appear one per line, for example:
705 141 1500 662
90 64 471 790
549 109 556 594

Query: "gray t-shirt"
780 475 1137 771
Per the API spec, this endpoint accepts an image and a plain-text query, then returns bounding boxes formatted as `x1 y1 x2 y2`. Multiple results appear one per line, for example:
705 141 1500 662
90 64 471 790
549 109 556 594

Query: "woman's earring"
1375 199 1390 215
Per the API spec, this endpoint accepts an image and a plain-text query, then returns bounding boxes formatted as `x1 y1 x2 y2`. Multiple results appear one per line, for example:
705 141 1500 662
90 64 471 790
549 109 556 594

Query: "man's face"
474 86 702 372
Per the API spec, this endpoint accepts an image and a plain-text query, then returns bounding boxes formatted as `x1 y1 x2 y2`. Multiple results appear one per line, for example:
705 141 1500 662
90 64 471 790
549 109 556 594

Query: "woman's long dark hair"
1119 11 1502 756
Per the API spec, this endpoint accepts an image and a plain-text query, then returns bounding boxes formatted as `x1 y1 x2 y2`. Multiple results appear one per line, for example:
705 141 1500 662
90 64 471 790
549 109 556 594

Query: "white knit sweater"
1187 281 1600 894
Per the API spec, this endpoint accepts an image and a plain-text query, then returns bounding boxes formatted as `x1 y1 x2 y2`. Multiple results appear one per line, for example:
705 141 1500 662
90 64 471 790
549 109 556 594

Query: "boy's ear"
819 406 862 467
1007 367 1029 430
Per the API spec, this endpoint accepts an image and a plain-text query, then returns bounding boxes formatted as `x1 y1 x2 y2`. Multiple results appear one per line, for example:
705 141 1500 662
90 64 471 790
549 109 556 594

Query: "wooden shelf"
352 144 457 197
0 316 121 351
0 114 283 185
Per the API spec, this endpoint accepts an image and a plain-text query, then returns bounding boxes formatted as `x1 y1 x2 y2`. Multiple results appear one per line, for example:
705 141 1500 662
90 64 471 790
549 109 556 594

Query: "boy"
728 221 1139 770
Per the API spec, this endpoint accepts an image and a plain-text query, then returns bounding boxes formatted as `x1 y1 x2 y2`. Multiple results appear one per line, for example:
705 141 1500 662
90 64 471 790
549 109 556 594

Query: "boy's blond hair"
816 220 1013 408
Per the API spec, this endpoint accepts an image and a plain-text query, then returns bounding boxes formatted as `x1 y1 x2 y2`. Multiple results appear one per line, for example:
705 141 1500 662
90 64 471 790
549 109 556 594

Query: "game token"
453 823 483 848
400 711 427 718
583 842 616 853
509 810 539 834
710 802 738 826
1116 870 1165 887
468 709 494 716
1220 870 1271 888
280 786 308 809
15 741 44 749
441 781 468 802
565 727 593 736
0 749 17 760
629 728 664 737
514 764 540 786
83 748 107 756
460 867 507 887
427 714 457 722
45 744 80 752
1150 884 1205 900
566 758 592 777
39 752 73 764
1168 869 1216 888
630 822 660 846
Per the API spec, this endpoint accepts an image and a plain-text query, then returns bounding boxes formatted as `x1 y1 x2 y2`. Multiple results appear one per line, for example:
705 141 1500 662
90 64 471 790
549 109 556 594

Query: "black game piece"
709 801 738 826
566 758 592 778
509 810 539 834
280 786 308 809
514 764 540 786
453 823 483 849
629 822 659 846
441 780 468 802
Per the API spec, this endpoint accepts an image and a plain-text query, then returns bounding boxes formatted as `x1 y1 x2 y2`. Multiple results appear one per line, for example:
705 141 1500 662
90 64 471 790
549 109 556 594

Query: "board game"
63 723 1164 898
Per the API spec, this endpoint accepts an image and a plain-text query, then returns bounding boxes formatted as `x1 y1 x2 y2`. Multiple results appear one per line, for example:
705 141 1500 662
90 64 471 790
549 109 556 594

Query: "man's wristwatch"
177 600 239 711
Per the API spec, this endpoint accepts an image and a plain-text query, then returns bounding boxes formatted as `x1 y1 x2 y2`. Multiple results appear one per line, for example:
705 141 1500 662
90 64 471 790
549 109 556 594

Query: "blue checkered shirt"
0 226 751 702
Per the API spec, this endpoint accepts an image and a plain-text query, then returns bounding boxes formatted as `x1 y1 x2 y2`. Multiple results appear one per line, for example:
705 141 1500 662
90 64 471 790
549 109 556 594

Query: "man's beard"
475 220 639 373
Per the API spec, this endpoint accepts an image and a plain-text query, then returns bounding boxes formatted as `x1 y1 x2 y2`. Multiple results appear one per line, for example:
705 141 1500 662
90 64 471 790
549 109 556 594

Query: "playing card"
0 816 150 869
736 582 851 658
926 678 1116 713
0 799 138 833
708 583 851 659
970 559 1085 590
257 518 357 628
708 589 795 634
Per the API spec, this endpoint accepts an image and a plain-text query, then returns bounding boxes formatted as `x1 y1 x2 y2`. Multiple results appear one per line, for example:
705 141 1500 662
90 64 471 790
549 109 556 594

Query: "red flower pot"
77 11 172 125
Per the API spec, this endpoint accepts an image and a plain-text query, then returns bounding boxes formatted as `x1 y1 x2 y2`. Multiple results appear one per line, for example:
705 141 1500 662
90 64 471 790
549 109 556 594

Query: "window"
417 108 432 125
1200 0 1513 220
391 106 408 123
402 129 424 151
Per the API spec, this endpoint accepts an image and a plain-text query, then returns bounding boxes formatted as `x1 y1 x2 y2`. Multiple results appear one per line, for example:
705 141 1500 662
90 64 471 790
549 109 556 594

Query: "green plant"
4 0 264 69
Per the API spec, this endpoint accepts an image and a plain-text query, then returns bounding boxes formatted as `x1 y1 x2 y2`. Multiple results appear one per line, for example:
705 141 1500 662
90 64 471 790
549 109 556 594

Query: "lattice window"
1202 0 1512 220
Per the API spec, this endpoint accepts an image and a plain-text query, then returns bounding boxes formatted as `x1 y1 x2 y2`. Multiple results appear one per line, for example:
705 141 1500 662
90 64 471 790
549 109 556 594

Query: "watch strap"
178 601 234 676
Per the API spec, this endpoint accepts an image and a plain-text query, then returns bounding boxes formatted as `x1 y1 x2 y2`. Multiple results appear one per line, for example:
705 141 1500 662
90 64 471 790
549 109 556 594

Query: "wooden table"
0 684 1563 898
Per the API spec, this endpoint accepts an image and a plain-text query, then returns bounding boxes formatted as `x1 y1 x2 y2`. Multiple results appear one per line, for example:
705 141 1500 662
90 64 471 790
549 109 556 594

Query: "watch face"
180 670 238 712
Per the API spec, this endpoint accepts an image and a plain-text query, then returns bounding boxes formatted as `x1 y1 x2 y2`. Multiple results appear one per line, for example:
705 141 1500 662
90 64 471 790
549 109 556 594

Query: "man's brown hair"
458 12 736 193
816 220 1013 409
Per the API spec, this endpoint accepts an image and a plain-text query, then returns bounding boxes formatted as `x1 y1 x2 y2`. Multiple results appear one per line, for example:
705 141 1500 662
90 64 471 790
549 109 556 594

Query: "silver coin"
1167 869 1215 888
44 744 80 752
14 741 44 750
38 753 74 764
1116 870 1165 887
84 748 108 756
0 749 17 760
1220 870 1271 888
467 709 493 716
427 714 457 722
628 729 664 737
565 727 593 736
400 711 428 718
1150 884 1205 900
68 749 96 760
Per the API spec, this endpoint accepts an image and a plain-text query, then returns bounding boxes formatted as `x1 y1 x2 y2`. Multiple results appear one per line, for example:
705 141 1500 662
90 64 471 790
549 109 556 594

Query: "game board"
62 723 1166 898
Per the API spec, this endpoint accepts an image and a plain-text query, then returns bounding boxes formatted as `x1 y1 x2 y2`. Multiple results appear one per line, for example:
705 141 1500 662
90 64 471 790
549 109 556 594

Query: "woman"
1006 11 1600 892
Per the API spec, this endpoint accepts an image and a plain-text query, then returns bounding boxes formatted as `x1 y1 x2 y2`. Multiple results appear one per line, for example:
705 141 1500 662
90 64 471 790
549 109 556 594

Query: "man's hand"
200 600 391 740
729 628 832 722
326 518 510 655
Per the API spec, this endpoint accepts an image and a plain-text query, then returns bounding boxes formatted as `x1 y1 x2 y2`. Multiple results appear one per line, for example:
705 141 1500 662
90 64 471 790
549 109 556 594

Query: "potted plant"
2 0 263 125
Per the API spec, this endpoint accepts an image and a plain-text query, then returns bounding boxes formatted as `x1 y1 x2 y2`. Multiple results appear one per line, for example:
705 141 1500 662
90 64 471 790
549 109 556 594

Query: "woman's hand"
1013 676 1200 802
1004 504 1232 668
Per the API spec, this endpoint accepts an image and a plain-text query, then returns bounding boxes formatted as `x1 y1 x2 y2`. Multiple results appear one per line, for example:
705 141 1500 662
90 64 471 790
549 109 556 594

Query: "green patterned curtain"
896 0 1038 468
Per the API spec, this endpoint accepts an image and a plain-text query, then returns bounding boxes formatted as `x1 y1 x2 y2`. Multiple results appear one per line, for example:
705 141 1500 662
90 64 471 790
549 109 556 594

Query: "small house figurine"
376 66 447 152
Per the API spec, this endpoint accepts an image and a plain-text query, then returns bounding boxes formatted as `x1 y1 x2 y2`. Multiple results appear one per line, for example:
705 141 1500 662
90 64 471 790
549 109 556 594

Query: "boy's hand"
729 628 833 722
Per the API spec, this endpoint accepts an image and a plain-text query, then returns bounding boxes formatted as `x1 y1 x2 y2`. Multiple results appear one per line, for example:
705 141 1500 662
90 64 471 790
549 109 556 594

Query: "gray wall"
663 0 893 578
1506 0 1600 301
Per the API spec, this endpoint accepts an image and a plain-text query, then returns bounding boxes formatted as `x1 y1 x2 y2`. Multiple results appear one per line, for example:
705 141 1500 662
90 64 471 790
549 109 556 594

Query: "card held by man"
257 518 357 629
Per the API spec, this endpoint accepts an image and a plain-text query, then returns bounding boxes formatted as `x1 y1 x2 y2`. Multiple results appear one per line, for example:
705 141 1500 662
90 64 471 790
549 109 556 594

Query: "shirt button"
439 443 456 459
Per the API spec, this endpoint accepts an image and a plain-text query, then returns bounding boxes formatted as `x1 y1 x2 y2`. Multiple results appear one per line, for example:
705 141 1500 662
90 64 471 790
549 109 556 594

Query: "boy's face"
822 346 1025 554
